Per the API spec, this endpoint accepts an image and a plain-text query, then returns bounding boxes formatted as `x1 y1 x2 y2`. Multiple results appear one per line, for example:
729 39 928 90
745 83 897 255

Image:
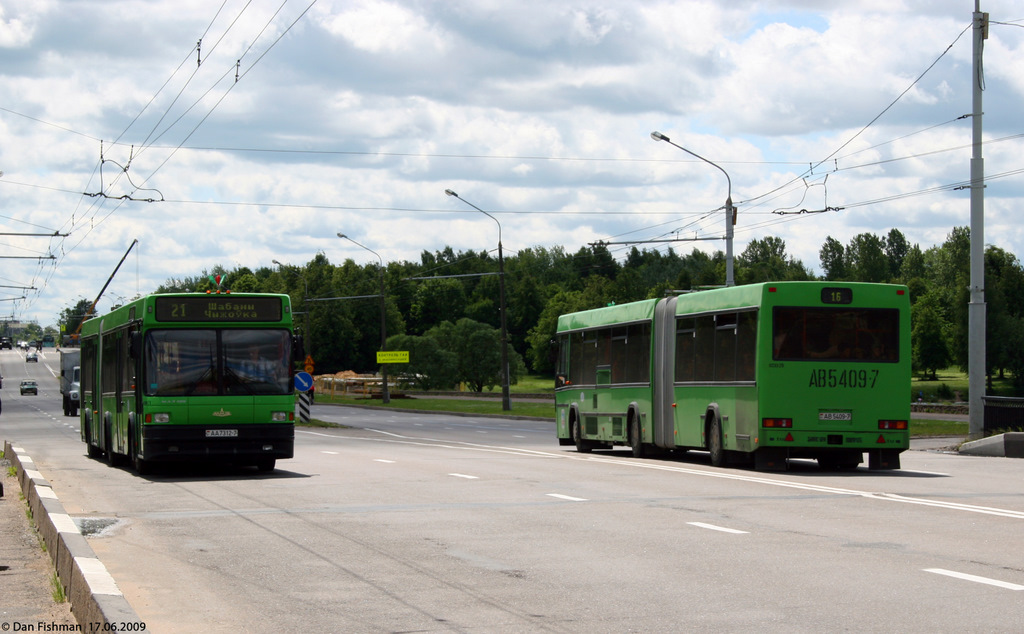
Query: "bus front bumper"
139 423 294 462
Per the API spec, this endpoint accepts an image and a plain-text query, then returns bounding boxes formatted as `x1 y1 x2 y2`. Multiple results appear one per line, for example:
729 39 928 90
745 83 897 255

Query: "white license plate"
206 429 238 437
819 412 852 421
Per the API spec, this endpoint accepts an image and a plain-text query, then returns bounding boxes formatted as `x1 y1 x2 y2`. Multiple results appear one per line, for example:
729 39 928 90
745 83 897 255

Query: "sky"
1 0 1022 328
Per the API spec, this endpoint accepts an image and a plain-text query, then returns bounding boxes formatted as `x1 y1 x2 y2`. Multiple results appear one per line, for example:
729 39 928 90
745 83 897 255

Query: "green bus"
80 293 302 473
555 282 910 471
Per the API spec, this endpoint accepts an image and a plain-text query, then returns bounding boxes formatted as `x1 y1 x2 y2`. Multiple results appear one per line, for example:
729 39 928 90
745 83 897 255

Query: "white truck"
59 348 81 417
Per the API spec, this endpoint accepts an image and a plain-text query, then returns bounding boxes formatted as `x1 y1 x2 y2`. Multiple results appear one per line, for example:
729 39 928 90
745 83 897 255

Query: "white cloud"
1 0 1023 325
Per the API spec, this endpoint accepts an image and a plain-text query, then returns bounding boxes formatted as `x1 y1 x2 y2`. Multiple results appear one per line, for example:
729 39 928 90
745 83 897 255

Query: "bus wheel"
256 458 276 472
104 418 117 467
629 415 645 458
85 415 103 460
572 418 592 454
708 415 725 467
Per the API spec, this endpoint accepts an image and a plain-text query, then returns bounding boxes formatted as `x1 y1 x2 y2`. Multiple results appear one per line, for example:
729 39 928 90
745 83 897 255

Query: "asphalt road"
2 348 1022 632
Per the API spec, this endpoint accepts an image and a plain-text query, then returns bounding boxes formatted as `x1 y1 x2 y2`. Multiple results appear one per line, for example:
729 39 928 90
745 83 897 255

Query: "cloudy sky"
1 0 1022 327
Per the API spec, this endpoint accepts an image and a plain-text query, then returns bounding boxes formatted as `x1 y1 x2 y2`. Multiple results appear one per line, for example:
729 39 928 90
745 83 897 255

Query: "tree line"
60 226 1021 394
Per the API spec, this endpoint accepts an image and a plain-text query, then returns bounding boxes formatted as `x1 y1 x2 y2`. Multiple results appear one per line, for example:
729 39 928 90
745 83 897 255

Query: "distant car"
26 351 38 362
0 337 11 349
20 379 38 395
0 374 3 389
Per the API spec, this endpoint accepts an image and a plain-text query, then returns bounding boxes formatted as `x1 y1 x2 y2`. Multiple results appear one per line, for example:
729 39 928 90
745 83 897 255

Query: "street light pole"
444 189 511 411
337 233 390 404
272 258 310 355
650 131 735 287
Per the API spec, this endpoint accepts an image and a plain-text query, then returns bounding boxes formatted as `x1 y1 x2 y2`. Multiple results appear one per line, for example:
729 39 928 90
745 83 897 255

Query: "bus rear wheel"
629 415 645 458
708 415 725 467
572 418 592 454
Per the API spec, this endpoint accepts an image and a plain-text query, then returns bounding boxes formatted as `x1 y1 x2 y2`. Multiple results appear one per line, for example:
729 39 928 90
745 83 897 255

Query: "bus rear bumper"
140 423 294 462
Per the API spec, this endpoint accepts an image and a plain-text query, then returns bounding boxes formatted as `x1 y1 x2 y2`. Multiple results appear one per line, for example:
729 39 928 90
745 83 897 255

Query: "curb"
4 440 142 629
958 432 1024 458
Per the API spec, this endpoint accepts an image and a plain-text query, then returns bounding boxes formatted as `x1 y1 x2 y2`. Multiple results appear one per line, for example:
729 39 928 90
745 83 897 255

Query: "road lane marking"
924 568 1024 591
374 459 395 463
321 451 339 455
449 473 479 479
546 493 587 502
688 522 749 534
298 429 1024 520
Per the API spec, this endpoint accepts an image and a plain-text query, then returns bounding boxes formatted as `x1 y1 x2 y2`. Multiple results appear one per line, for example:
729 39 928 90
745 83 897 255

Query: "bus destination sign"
154 296 283 322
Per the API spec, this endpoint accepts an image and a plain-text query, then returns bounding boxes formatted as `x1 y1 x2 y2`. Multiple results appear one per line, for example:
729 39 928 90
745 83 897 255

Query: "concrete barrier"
4 441 142 629
958 432 1024 458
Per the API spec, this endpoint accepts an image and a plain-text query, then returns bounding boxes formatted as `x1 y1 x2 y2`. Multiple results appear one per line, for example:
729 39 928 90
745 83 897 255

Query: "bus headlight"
271 411 289 422
146 413 170 423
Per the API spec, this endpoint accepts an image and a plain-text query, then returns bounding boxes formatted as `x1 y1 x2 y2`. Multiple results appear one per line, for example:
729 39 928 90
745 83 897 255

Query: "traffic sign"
294 371 313 392
377 350 409 364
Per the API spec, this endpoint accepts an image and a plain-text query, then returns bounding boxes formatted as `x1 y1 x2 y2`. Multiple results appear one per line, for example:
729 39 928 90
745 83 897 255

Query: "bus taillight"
762 418 792 428
878 420 907 430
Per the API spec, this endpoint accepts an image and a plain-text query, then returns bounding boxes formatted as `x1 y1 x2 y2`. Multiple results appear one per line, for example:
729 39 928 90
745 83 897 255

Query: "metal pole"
968 3 987 438
337 234 390 404
444 190 512 410
650 132 734 286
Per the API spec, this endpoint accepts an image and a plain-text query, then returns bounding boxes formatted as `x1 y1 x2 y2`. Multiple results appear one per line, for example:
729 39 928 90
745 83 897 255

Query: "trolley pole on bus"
444 189 512 411
650 131 735 287
337 233 390 404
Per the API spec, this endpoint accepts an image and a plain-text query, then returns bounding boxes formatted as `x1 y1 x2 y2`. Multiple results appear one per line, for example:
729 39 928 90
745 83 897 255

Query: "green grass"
912 366 1023 402
310 395 555 419
910 419 968 437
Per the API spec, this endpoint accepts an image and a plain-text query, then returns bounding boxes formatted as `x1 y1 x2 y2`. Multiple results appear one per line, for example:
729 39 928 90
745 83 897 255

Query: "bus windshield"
144 329 292 396
772 307 899 362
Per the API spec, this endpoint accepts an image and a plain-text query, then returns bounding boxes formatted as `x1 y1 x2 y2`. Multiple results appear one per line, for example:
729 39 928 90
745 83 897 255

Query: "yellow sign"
377 350 409 364
304 363 315 373
305 355 314 365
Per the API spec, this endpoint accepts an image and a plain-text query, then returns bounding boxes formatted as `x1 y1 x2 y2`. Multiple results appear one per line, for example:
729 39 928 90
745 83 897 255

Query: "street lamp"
650 131 736 287
337 233 390 404
272 259 310 345
444 189 511 411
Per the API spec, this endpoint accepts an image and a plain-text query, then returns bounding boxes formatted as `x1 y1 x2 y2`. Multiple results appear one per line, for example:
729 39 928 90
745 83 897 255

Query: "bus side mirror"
128 332 141 359
292 335 305 367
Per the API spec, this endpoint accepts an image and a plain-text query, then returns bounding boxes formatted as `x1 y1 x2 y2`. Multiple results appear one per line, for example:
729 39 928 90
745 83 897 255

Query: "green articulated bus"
555 282 910 471
80 293 302 473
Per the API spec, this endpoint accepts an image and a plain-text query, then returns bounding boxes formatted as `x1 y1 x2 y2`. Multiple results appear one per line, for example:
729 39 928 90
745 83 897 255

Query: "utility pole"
968 2 987 438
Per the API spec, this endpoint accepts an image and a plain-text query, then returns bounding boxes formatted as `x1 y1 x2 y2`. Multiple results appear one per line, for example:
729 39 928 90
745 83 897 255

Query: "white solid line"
924 568 1024 591
687 522 749 534
374 459 395 463
449 473 479 479
546 493 588 502
321 451 339 455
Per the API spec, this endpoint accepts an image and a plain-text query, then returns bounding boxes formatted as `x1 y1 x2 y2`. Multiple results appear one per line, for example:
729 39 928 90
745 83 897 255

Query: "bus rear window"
772 307 898 362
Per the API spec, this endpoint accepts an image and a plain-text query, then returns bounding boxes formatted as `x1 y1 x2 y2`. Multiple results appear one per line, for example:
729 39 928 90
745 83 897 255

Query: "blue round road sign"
294 371 313 392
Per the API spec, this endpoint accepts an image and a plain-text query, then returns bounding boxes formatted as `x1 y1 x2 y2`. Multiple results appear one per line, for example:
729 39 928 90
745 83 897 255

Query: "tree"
526 289 585 373
846 233 889 282
912 299 950 380
885 228 910 280
819 236 846 280
387 334 459 390
736 236 813 283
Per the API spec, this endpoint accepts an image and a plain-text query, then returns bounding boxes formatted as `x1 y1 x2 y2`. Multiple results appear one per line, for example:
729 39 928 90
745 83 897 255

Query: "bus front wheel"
708 415 725 467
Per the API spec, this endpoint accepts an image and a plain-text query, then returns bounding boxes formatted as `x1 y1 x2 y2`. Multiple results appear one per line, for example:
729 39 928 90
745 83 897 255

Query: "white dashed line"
687 522 749 534
924 568 1024 591
546 493 587 502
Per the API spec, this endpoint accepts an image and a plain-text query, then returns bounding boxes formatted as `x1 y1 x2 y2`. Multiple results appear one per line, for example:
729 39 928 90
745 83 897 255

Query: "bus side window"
737 311 757 381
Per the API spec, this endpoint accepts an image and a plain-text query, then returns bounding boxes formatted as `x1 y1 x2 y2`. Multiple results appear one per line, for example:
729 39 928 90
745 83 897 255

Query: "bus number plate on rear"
206 429 238 437
819 412 852 421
